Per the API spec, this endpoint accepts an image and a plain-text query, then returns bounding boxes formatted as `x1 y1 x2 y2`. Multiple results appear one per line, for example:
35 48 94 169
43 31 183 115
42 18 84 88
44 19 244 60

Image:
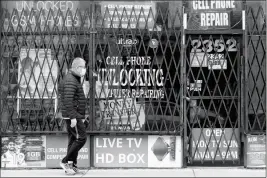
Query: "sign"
208 54 227 70
149 39 159 49
148 136 182 168
190 52 208 67
187 80 203 91
96 55 165 99
185 0 243 30
246 135 266 168
2 1 91 31
94 135 182 168
1 135 90 168
46 136 90 168
191 128 239 161
99 98 136 118
1 136 46 168
116 38 139 47
18 99 56 122
97 100 145 131
100 1 156 29
18 48 57 99
189 38 238 69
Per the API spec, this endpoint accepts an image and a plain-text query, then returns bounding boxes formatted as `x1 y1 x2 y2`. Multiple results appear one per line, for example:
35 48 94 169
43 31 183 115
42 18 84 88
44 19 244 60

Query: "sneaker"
72 166 86 175
72 163 86 175
59 162 76 175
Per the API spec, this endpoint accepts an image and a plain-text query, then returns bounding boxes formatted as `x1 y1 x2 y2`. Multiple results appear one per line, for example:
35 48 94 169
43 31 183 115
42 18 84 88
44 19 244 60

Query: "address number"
191 39 237 53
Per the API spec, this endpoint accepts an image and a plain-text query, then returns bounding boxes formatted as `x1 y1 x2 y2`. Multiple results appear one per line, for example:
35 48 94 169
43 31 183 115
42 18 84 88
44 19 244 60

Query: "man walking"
59 57 87 175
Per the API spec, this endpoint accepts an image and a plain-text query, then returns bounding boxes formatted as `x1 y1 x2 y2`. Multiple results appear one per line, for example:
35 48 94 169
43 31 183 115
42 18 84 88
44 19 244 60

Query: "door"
184 34 243 165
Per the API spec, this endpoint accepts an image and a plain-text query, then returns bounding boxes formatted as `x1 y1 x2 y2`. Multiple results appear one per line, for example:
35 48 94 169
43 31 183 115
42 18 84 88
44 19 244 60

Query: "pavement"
1 167 266 177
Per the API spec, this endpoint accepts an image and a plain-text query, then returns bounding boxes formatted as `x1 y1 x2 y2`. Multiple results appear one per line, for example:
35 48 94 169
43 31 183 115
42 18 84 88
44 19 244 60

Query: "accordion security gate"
184 34 243 165
0 1 266 167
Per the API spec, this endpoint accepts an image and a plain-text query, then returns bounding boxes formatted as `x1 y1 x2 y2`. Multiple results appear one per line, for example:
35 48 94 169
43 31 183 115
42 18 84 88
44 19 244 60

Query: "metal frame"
181 6 186 168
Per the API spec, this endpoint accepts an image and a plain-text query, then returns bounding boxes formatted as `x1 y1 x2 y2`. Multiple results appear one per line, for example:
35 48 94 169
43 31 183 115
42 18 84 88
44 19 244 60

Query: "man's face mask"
80 68 86 76
77 66 86 77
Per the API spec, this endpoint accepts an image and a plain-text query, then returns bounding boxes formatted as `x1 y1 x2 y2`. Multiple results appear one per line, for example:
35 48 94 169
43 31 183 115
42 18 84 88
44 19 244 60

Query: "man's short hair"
71 57 85 69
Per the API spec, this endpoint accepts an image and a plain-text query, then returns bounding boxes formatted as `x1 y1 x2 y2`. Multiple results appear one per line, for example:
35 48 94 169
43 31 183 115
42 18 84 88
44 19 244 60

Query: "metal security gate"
184 34 243 165
0 1 265 167
245 4 266 135
0 1 94 133
92 2 183 134
244 3 266 168
0 1 184 135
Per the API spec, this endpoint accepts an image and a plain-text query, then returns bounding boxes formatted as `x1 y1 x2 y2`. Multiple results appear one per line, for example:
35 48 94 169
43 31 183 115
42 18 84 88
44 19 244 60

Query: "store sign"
190 38 237 69
1 136 46 168
100 1 156 29
185 0 243 30
1 135 90 168
46 136 90 168
116 38 139 47
191 128 239 161
96 53 164 131
246 135 266 168
94 136 182 168
2 1 91 31
97 55 164 99
99 98 136 118
187 80 203 91
208 54 227 70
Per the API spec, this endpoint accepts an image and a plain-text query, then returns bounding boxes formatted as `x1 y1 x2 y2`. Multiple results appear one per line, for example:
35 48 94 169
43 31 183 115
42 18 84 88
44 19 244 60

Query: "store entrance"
184 34 243 165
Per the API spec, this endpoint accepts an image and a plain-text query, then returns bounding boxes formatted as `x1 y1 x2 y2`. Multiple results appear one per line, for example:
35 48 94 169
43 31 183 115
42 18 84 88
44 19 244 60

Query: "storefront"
0 0 266 168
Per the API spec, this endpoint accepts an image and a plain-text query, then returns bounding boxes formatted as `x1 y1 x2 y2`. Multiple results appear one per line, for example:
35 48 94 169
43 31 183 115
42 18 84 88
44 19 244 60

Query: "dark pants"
62 119 87 165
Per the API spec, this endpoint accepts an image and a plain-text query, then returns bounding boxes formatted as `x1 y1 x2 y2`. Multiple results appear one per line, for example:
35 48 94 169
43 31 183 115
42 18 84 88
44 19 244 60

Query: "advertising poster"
98 98 145 130
1 136 46 168
2 1 91 31
147 136 182 168
191 128 239 161
100 1 156 30
184 0 243 30
19 48 57 99
46 135 90 168
94 135 182 168
246 135 266 168
95 36 166 131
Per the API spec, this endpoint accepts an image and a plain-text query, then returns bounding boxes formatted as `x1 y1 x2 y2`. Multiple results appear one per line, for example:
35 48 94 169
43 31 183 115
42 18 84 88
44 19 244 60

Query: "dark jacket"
59 71 86 120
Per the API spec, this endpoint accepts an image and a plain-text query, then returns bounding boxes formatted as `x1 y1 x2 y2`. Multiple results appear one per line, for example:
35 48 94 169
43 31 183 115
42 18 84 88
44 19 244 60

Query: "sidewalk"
1 167 266 177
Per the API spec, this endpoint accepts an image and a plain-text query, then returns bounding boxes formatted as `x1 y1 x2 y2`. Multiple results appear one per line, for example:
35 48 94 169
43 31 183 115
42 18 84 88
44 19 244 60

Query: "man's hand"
70 119 77 128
